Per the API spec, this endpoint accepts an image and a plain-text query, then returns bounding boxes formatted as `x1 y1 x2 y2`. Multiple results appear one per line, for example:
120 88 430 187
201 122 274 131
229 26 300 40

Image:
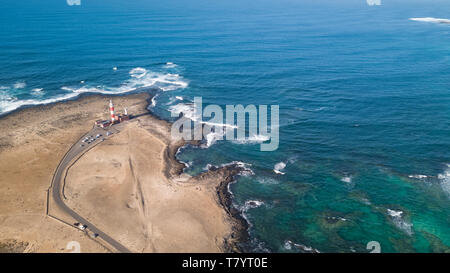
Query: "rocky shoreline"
140 94 250 253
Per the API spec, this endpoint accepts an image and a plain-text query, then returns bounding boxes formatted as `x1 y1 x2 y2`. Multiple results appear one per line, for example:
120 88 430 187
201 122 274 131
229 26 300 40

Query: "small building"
95 120 112 128
118 114 130 122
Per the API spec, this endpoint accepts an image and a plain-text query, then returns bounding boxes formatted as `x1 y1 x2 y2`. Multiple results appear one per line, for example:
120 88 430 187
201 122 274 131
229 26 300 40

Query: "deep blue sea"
1 0 449 252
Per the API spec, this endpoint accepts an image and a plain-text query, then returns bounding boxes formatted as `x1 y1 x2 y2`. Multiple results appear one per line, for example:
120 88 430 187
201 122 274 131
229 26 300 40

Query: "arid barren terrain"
0 92 245 253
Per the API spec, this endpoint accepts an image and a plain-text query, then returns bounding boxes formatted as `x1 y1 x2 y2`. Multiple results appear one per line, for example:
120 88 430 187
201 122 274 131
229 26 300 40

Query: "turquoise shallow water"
0 0 449 252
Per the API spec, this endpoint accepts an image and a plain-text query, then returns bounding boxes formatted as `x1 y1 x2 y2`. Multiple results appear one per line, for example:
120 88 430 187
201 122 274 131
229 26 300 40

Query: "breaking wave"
232 134 270 145
203 131 223 148
410 17 450 24
169 102 197 120
31 88 44 96
203 161 254 177
221 161 254 176
284 240 320 253
240 200 265 228
242 200 264 211
169 102 240 148
13 81 26 89
164 62 178 68
149 93 159 108
165 96 184 106
0 67 188 115
168 101 272 149
64 67 188 94
437 164 450 197
408 174 428 179
341 175 352 183
387 209 413 236
168 102 238 128
273 162 286 175
0 92 80 115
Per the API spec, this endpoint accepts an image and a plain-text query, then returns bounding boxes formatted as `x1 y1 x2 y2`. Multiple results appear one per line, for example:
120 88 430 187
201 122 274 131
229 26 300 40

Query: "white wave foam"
387 209 413 236
242 200 264 211
232 134 270 145
283 241 292 250
13 82 26 89
327 216 348 222
127 68 188 91
0 89 16 111
240 200 265 226
31 88 44 96
257 176 279 185
165 95 184 106
221 161 254 176
408 174 428 179
249 238 271 253
203 164 214 171
169 102 197 120
387 209 403 217
165 62 178 68
169 103 237 129
437 164 450 197
150 93 159 108
274 162 286 175
410 17 450 24
0 93 79 115
0 67 188 115
202 161 254 177
341 176 352 183
129 67 147 78
203 121 238 129
203 131 223 148
284 240 320 253
169 102 237 148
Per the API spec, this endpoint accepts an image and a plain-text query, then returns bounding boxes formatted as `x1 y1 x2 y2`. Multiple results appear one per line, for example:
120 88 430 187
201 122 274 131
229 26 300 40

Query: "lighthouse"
95 99 130 128
109 100 115 122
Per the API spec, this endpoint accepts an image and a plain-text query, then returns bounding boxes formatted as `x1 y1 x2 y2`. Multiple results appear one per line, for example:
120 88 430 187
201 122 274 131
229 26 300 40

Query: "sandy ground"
0 92 243 253
0 93 150 252
64 119 231 252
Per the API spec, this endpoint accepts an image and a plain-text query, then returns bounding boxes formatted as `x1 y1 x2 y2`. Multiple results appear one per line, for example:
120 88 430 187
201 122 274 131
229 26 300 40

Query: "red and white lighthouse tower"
109 100 116 122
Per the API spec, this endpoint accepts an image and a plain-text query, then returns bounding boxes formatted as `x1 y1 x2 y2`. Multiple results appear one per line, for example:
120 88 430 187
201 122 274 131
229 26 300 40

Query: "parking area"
74 126 119 155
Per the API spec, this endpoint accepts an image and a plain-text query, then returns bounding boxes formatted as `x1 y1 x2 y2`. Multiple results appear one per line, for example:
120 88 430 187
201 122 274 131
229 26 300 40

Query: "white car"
74 223 87 231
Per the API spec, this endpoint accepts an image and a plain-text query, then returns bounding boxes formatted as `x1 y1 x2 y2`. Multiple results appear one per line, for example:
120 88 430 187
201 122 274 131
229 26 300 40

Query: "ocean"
1 0 449 252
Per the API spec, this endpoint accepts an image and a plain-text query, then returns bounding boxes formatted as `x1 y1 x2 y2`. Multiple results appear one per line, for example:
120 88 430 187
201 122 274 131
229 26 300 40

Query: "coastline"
0 91 248 253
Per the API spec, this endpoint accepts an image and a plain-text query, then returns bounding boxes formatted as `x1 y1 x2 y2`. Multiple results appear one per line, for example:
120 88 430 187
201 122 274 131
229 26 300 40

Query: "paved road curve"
50 126 131 253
